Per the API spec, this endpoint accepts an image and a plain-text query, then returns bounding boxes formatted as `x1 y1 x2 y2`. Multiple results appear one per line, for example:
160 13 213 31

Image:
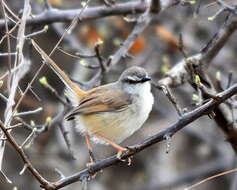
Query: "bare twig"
13 107 43 117
0 52 16 56
25 25 49 38
57 47 97 59
0 0 12 71
215 0 237 16
186 167 237 190
94 43 106 72
155 84 183 116
0 93 8 103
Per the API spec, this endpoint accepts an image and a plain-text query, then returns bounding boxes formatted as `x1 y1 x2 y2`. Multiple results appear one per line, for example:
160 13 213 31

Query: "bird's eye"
124 75 151 84
125 76 138 84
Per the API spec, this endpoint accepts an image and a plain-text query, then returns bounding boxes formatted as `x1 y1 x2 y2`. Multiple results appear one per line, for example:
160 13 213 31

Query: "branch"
215 0 237 16
159 19 237 88
0 120 55 190
107 0 179 67
0 1 148 30
1 0 31 172
52 83 237 189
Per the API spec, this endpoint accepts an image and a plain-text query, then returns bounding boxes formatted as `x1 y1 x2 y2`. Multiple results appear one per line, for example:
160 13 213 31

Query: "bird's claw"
116 148 133 166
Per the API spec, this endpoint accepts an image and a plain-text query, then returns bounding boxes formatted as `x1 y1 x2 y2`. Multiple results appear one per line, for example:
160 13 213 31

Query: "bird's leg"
85 134 96 167
94 132 132 164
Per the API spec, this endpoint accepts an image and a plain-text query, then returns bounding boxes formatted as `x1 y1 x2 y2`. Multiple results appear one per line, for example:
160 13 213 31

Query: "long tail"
32 40 86 99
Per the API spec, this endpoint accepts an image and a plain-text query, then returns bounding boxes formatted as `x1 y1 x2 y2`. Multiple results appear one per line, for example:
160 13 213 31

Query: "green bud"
79 59 87 66
192 93 199 101
81 1 87 7
216 71 221 81
0 80 3 88
195 75 201 86
208 16 214 21
43 25 49 31
30 120 35 126
96 38 104 45
39 76 48 86
45 116 52 126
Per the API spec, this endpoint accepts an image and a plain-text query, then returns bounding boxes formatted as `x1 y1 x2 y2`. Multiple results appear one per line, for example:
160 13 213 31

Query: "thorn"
164 133 172 154
19 164 28 175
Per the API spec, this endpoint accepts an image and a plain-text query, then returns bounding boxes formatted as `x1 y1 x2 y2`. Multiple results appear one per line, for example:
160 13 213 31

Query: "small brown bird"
32 40 154 163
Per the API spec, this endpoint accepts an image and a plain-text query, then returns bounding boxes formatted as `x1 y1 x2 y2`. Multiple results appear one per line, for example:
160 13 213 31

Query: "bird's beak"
141 76 151 82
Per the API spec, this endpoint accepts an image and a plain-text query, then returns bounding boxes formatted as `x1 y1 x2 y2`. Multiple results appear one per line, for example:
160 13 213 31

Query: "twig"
0 0 12 71
0 20 19 45
6 123 23 130
0 93 8 103
21 127 37 148
0 52 16 56
39 76 69 106
57 47 97 59
178 33 188 58
155 84 183 116
226 71 233 89
13 107 43 117
186 167 237 190
49 0 91 57
215 0 237 16
1 0 20 21
25 25 49 38
94 43 106 72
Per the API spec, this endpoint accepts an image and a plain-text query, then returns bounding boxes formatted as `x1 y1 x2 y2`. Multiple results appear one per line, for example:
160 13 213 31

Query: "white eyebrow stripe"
127 76 136 81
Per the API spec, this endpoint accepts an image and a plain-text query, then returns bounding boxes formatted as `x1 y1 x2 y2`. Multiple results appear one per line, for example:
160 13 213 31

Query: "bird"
32 40 154 164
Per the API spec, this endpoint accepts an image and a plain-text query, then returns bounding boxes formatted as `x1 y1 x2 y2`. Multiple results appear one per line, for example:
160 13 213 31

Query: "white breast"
120 82 154 142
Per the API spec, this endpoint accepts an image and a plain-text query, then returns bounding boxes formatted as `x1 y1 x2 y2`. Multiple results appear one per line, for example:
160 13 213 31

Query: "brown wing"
65 87 132 120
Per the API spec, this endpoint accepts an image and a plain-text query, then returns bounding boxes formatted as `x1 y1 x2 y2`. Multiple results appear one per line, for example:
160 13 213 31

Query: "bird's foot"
116 147 133 166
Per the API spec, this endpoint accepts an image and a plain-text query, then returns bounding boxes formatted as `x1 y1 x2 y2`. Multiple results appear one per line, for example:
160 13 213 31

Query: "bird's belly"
77 109 145 144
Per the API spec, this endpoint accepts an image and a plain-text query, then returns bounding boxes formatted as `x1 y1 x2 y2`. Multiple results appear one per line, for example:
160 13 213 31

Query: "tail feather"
32 40 85 101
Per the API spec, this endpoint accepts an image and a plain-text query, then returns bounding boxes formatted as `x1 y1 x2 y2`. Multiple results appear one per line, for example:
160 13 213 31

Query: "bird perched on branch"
32 40 154 165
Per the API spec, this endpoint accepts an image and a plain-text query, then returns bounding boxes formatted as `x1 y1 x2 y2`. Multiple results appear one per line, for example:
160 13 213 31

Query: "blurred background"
0 0 237 189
